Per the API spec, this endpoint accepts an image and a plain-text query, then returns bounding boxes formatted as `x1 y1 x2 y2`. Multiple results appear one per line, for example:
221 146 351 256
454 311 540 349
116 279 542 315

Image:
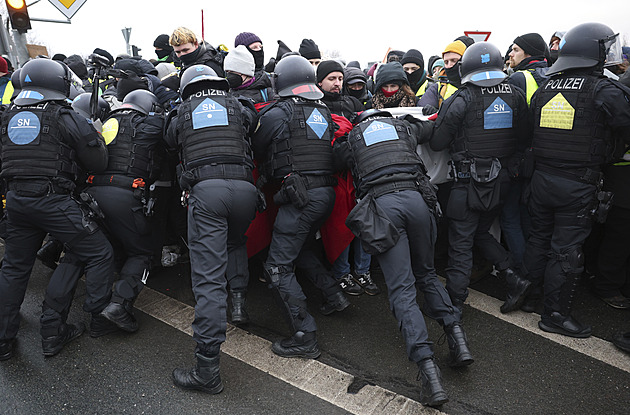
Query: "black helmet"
460 42 506 87
354 109 392 124
179 64 229 100
14 59 72 105
547 22 620 76
273 55 323 100
10 68 21 100
117 89 160 115
72 93 110 122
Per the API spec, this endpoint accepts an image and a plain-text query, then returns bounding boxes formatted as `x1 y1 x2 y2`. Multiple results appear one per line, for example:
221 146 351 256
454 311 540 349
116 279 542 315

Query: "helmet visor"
604 33 622 66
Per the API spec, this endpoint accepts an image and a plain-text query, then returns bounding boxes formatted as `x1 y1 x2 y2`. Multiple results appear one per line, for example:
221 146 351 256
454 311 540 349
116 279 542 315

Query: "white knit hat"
224 45 255 77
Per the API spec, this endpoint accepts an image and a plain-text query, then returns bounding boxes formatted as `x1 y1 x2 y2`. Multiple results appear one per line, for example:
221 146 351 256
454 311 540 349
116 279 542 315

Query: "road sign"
464 31 492 43
48 0 87 19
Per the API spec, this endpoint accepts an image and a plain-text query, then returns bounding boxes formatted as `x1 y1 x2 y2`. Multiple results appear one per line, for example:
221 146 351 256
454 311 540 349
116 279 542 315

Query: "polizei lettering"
544 77 585 91
192 89 227 98
480 84 513 94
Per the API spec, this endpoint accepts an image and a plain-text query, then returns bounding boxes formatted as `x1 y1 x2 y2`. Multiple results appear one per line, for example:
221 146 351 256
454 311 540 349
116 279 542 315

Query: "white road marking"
135 286 446 415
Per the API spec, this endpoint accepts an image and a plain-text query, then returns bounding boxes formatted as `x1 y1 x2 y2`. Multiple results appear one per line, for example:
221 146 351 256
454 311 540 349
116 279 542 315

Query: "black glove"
422 105 438 115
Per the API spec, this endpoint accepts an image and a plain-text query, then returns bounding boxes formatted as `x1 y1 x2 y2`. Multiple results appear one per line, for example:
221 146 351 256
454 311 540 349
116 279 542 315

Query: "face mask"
444 64 462 88
180 46 201 65
348 87 364 100
548 49 559 65
406 69 425 87
156 49 170 60
226 73 243 89
248 48 265 70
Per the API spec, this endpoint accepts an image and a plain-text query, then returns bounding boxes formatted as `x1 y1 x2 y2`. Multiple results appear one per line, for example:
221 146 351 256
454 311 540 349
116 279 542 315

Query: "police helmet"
547 22 620 76
273 55 323 100
10 68 21 100
14 59 72 106
179 64 229 100
354 109 392 125
117 89 160 115
460 42 506 87
72 93 110 122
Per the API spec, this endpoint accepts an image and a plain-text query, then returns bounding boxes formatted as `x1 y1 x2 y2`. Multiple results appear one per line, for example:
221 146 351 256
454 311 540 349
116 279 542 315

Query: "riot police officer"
252 55 349 359
334 108 473 407
85 89 166 333
0 59 114 360
430 42 531 319
167 65 258 394
506 23 630 338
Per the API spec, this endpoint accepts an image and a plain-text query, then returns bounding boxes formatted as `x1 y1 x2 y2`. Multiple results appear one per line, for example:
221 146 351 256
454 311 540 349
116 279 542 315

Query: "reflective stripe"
518 70 539 106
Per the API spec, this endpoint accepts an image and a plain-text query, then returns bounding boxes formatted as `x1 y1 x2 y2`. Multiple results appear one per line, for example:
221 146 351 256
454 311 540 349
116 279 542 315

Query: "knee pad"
554 247 584 275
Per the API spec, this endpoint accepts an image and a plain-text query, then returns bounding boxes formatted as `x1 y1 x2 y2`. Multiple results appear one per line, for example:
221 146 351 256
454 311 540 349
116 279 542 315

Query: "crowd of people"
0 22 629 408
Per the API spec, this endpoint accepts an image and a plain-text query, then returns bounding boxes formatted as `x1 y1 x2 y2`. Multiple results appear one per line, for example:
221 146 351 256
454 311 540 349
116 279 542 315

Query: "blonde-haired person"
169 26 224 76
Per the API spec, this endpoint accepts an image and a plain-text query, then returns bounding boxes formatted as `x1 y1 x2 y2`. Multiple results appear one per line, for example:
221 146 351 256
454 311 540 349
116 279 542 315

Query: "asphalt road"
1 243 629 415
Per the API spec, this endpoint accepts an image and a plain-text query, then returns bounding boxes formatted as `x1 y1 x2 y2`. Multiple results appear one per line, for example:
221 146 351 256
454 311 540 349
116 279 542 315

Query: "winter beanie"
299 39 321 60
442 40 467 58
234 32 262 48
0 57 7 75
316 60 344 83
276 40 292 61
401 49 424 69
513 33 547 57
375 61 408 91
224 45 255 77
153 34 173 52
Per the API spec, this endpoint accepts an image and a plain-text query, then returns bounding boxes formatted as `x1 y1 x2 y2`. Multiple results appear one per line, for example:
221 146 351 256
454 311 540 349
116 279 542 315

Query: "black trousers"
523 170 595 316
0 191 113 340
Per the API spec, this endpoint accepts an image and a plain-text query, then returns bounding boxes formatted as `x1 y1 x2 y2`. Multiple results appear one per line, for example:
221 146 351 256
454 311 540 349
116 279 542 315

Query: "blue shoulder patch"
192 98 228 129
362 120 399 146
8 111 41 145
484 97 513 129
306 108 329 139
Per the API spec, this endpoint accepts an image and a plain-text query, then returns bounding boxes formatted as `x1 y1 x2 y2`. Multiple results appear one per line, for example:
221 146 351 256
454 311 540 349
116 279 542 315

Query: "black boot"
229 291 249 325
539 312 591 338
90 314 120 338
500 268 531 313
37 240 64 270
42 323 85 357
100 300 138 333
417 357 449 407
319 291 351 315
444 324 474 367
172 352 224 394
0 339 16 361
272 331 320 359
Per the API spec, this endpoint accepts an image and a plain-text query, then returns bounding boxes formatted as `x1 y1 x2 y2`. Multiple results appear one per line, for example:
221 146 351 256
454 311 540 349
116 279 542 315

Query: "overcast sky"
14 0 630 69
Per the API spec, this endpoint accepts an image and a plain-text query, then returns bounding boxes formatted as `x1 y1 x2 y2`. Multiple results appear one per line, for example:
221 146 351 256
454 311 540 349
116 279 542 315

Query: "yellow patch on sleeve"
101 118 119 145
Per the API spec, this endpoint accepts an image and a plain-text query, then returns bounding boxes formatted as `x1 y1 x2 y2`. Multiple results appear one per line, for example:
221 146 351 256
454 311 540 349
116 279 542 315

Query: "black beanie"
454 35 475 48
153 34 173 52
299 39 321 60
375 61 408 91
513 33 547 57
276 40 292 61
316 60 344 83
93 48 114 65
401 49 424 69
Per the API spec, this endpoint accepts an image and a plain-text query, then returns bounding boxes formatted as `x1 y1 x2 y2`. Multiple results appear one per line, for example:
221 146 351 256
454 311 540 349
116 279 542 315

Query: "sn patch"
362 121 399 146
8 111 41 145
306 108 328 139
192 98 228 129
484 97 512 129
